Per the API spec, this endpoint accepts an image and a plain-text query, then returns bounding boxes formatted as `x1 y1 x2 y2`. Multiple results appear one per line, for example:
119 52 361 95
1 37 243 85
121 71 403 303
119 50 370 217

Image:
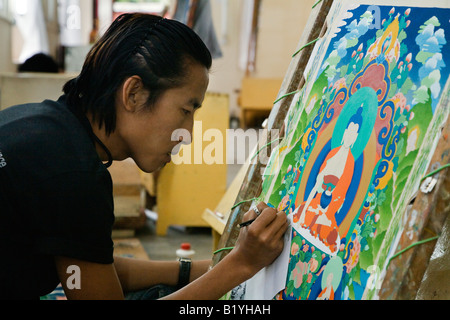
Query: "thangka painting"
239 0 450 300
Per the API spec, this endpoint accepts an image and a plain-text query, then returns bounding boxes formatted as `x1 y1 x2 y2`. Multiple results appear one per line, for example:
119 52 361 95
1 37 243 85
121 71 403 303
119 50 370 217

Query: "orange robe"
318 286 335 300
294 146 355 251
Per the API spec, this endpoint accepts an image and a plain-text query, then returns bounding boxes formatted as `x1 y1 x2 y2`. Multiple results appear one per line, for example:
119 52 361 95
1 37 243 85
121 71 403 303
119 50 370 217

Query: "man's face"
119 62 209 173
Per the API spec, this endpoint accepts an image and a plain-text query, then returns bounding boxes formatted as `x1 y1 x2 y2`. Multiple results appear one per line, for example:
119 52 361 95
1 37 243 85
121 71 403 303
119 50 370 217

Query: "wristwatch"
177 257 192 289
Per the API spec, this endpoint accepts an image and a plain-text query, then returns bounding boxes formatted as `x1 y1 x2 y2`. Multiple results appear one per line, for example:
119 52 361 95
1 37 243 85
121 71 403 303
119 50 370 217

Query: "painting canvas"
237 0 450 300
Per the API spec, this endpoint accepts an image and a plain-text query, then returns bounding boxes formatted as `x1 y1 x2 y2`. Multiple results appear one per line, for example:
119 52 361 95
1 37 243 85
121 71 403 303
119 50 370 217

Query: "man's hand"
231 202 289 277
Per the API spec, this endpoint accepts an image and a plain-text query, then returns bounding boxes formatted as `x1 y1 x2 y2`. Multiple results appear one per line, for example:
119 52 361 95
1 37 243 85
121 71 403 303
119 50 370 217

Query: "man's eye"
183 109 191 115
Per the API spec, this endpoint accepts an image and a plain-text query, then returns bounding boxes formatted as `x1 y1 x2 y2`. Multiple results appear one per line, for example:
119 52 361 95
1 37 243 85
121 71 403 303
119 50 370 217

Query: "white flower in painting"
306 95 318 114
406 128 419 156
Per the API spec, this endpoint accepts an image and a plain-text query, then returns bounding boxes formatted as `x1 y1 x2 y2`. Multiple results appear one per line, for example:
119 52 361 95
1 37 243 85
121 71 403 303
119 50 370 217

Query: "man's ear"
121 76 150 112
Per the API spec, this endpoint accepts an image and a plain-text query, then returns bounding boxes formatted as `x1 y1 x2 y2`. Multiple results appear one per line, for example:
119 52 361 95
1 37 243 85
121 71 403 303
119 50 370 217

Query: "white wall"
254 0 316 78
0 72 75 110
0 17 15 73
207 0 246 118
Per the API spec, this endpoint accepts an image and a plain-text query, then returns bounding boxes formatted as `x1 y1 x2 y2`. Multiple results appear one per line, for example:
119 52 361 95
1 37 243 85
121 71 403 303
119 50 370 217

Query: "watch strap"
177 258 191 289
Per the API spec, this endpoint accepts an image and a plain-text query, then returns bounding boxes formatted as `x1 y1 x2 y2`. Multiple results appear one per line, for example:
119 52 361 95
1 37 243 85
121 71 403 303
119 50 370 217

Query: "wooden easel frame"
212 0 449 300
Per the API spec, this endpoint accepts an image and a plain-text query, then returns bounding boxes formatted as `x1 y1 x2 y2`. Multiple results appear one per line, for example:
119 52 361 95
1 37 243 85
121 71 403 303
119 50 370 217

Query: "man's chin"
132 161 162 174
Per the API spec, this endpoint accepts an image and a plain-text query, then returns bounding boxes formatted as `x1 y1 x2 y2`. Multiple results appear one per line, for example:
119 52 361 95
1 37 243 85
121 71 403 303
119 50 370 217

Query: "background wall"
0 0 315 117
254 0 315 78
0 17 15 73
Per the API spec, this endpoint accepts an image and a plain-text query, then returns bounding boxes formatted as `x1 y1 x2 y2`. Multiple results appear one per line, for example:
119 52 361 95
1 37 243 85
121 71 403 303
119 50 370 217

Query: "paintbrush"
238 217 257 228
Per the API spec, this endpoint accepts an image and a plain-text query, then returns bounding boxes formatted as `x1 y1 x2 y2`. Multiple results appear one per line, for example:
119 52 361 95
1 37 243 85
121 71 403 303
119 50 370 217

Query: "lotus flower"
405 53 412 63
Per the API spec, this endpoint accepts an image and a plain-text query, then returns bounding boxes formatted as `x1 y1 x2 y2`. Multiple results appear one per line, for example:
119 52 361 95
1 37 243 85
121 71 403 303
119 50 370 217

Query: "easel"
210 0 449 299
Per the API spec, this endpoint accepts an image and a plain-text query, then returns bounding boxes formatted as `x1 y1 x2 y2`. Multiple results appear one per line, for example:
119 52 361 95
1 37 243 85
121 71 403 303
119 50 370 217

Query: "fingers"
273 211 290 239
252 206 282 229
233 202 289 272
261 210 289 240
242 202 268 221
242 203 288 236
249 210 288 265
241 202 288 238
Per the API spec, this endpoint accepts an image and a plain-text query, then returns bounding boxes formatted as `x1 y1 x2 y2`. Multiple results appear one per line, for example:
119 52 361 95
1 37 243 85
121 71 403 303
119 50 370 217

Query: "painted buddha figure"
293 107 363 253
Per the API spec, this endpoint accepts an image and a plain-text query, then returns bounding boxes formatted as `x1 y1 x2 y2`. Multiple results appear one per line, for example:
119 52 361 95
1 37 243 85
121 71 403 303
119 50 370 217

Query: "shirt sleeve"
32 169 115 264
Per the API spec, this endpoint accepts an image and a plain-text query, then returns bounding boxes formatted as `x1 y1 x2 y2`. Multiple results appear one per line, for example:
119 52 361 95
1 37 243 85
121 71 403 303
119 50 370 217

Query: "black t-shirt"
0 96 115 299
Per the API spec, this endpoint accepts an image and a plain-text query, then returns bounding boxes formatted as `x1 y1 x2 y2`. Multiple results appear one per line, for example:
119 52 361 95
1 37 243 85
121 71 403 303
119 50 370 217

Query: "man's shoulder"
0 98 100 180
0 98 76 134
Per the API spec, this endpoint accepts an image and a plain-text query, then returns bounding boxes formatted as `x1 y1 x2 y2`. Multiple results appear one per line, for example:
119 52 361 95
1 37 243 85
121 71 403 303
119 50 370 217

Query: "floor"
135 221 217 261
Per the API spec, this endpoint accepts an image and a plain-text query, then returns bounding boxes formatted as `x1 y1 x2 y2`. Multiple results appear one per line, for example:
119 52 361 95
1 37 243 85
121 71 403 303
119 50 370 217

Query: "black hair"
63 13 212 135
19 53 59 73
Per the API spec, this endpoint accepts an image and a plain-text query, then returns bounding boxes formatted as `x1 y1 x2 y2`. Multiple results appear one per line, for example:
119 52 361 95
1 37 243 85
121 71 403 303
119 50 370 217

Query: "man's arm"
113 256 211 292
55 203 288 300
55 256 211 299
54 256 125 300
163 205 288 300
